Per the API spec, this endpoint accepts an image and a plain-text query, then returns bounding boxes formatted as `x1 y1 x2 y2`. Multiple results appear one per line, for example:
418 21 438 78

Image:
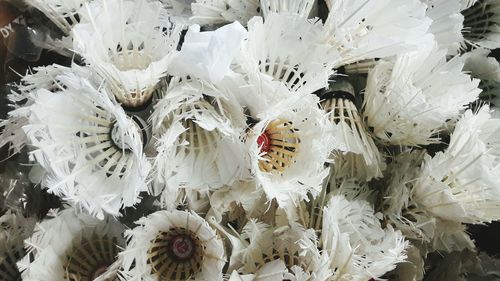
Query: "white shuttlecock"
121 210 225 281
1 64 94 158
238 13 339 95
319 77 384 180
150 79 247 204
23 73 151 218
24 0 87 35
363 40 481 146
18 208 126 281
382 150 437 241
412 105 500 224
463 48 500 106
72 0 182 108
321 195 408 281
246 89 334 215
423 0 465 55
462 0 500 49
323 0 432 66
215 218 331 280
191 0 260 26
260 0 316 18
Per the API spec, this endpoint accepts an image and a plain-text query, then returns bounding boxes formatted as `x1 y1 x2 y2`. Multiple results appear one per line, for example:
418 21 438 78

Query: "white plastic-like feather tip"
324 0 432 65
423 0 464 55
462 0 500 49
24 0 87 34
463 48 500 82
120 210 226 280
260 0 316 18
463 48 500 105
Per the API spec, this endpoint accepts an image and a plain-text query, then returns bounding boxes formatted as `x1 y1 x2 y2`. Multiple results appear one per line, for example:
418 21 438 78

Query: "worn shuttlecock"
150 79 247 205
412 105 500 224
423 0 465 54
238 13 338 95
462 0 500 49
23 73 151 218
320 195 408 281
72 0 182 108
216 219 332 280
382 150 437 241
363 40 481 146
245 86 334 214
323 0 432 66
191 0 260 26
18 209 126 281
318 77 384 180
121 210 225 280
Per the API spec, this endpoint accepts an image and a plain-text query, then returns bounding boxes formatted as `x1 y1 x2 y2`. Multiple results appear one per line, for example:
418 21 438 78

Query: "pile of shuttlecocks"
1 0 500 280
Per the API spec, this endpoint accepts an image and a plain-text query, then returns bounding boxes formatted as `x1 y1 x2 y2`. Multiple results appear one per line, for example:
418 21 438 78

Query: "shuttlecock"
214 218 332 280
245 87 334 215
18 208 126 281
323 0 432 66
150 79 247 204
412 105 500 224
121 210 226 280
23 73 151 218
72 0 183 108
382 150 437 241
318 77 384 180
363 39 481 146
320 195 408 281
462 0 500 49
237 13 339 95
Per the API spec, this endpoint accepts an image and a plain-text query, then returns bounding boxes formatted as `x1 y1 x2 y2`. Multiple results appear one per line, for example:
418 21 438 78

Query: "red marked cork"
257 131 271 154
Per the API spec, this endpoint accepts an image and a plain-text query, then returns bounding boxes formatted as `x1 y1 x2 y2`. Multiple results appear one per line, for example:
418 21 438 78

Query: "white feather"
324 0 432 66
363 39 481 145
